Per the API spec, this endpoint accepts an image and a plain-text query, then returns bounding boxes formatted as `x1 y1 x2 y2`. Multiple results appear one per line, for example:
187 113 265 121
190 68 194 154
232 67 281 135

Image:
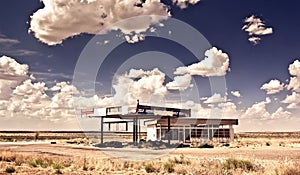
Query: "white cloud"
124 34 145 43
260 79 284 94
0 37 20 47
173 0 201 9
0 34 39 56
242 15 273 44
50 82 78 109
113 68 167 105
13 80 48 96
166 74 192 91
270 107 291 119
282 92 300 109
29 0 170 45
0 56 28 77
3 49 39 56
175 47 230 77
181 101 211 118
248 36 261 45
0 56 82 125
242 97 291 121
126 68 148 78
0 56 29 100
287 60 300 92
231 91 241 97
203 93 226 104
242 97 271 120
286 103 299 109
1 55 299 131
217 102 239 119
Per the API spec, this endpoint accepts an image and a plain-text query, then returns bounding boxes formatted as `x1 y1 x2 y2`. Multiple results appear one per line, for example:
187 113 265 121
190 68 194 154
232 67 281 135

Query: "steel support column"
168 116 171 145
100 116 104 144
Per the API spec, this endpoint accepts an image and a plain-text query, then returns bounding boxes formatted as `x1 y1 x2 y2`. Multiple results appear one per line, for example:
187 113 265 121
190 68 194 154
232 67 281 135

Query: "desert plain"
0 131 299 175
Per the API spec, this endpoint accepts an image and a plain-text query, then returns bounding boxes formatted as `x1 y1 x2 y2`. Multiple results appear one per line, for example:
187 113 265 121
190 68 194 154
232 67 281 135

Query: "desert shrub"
53 162 64 170
52 162 64 174
163 161 175 173
222 158 254 172
266 142 271 146
172 154 190 165
15 159 24 166
145 163 156 173
28 158 53 168
28 159 38 167
35 158 44 166
5 166 16 173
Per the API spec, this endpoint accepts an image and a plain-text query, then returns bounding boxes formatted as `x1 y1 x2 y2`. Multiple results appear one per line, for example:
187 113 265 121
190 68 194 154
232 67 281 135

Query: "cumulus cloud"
242 97 291 120
231 91 241 97
270 107 292 119
3 79 78 122
203 93 226 104
1 55 298 131
113 68 167 105
175 47 230 77
0 56 28 77
260 79 284 94
0 56 29 100
126 68 148 78
287 60 300 92
166 74 192 91
242 15 273 44
173 0 201 9
0 55 83 125
282 92 300 109
217 102 239 119
242 97 271 120
29 0 170 45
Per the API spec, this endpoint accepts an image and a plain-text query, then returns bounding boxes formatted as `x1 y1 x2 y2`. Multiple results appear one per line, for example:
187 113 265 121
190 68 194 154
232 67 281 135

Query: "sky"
0 0 300 132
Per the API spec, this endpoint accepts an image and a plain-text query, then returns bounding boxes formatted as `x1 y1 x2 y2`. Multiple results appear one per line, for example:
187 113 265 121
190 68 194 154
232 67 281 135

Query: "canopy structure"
81 100 238 144
81 100 191 144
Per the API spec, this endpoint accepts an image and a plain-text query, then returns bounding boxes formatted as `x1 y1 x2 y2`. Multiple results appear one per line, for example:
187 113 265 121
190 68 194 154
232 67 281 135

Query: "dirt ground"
0 142 299 161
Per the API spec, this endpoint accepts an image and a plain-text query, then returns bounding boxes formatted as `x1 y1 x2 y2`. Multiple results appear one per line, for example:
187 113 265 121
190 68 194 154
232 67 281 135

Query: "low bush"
172 154 190 165
53 162 64 170
163 161 175 173
144 163 156 173
222 158 254 172
5 166 16 173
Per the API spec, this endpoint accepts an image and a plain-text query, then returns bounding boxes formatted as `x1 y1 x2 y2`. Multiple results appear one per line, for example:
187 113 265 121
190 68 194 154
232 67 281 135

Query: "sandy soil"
1 142 300 161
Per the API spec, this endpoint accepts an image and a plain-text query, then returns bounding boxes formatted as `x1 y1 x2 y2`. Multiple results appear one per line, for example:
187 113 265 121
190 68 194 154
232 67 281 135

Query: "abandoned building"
81 101 238 144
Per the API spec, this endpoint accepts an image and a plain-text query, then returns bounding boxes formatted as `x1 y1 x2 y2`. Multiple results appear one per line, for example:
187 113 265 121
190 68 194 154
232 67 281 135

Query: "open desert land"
0 132 300 175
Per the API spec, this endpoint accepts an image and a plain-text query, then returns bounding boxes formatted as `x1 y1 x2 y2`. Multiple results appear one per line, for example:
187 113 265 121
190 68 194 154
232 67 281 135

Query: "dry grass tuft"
222 158 255 172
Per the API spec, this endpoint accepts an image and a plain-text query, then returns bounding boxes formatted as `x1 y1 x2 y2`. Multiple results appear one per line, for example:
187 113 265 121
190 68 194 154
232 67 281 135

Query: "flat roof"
156 118 238 127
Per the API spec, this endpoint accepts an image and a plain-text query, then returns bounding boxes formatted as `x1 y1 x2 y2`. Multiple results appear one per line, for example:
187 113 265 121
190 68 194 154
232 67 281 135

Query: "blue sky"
0 0 300 131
